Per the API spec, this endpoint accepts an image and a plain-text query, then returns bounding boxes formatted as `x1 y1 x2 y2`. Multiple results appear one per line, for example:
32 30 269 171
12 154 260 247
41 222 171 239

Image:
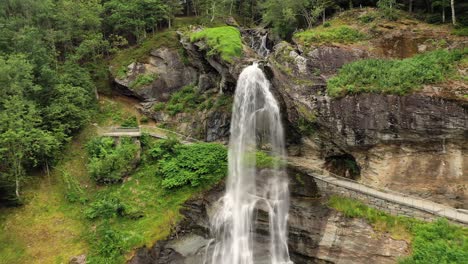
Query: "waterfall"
206 63 292 264
250 33 270 57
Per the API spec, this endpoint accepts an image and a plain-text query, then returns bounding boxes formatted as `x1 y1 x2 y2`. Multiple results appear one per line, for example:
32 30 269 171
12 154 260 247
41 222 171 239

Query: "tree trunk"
211 2 216 22
451 0 456 25
322 9 326 24
442 8 445 23
409 0 413 12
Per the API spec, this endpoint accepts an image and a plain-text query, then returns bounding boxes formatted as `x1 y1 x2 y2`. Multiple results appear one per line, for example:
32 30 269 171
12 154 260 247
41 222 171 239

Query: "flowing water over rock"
206 64 292 264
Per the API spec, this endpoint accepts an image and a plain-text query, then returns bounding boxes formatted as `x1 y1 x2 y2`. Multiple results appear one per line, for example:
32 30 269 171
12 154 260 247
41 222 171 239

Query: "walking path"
289 159 468 225
97 125 199 144
98 124 467 225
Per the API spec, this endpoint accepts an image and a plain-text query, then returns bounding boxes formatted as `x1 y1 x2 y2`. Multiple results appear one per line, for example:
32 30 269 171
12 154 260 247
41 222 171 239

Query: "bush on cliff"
327 49 466 97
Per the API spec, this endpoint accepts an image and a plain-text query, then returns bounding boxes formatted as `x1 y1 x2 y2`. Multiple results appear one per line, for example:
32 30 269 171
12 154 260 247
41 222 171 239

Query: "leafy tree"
377 0 399 20
261 0 304 39
0 96 58 201
432 0 450 23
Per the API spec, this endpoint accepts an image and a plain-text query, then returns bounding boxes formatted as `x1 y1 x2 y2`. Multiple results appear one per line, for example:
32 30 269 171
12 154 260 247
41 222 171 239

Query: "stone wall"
312 174 466 225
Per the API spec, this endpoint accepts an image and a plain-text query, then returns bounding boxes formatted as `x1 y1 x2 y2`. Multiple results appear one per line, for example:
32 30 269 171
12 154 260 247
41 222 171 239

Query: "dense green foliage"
328 49 466 97
190 26 242 62
294 26 367 45
328 196 468 264
165 85 205 116
148 139 228 189
86 137 139 184
0 1 99 203
153 85 233 116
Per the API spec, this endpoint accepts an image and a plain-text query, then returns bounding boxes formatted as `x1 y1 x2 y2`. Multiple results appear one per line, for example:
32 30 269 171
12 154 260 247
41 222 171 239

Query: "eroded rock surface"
128 168 409 264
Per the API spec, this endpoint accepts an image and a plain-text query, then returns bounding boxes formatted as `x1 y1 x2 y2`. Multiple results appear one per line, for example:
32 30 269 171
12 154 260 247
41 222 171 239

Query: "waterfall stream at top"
205 63 292 264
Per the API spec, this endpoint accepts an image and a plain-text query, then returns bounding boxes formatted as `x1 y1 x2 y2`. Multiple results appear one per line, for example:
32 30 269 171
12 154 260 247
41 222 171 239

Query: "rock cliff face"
128 167 409 264
267 38 467 208
114 48 198 102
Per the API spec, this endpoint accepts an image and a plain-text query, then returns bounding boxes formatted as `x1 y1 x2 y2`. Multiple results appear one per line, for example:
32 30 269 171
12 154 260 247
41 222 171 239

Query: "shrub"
152 102 165 112
323 22 331 27
294 26 367 45
139 116 149 124
327 49 466 97
86 137 139 184
85 195 126 220
190 26 242 63
147 137 181 160
88 222 125 264
165 85 205 116
400 219 468 264
253 151 285 169
120 116 138 127
158 142 227 189
61 171 87 204
129 73 157 89
452 27 468 37
359 13 376 23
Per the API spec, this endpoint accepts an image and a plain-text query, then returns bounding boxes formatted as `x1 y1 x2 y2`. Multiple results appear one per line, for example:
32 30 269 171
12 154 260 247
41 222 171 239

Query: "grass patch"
294 26 367 45
328 195 468 263
327 49 467 97
452 27 468 37
190 26 242 63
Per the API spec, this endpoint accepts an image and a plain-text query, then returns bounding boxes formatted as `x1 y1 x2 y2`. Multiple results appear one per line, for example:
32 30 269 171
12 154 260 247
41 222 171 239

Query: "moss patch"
190 26 242 63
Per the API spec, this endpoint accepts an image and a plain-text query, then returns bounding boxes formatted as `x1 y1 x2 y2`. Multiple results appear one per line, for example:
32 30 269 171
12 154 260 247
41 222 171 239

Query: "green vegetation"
452 27 468 36
130 73 158 89
86 137 139 184
120 116 139 128
294 26 367 45
153 140 228 189
328 49 466 97
154 85 205 116
190 26 242 63
152 85 233 116
244 151 286 169
328 196 468 264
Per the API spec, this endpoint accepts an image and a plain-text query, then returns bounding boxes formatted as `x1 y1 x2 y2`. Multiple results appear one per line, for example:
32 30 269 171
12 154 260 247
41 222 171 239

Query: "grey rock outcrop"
114 47 198 101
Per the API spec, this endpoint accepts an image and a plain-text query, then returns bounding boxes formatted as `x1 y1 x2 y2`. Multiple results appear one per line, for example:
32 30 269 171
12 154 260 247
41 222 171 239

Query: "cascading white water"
206 63 292 264
250 33 270 57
